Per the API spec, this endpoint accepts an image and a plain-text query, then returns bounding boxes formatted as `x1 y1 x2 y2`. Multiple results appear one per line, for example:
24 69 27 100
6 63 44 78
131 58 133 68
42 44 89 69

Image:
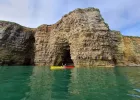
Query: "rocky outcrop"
0 21 35 65
0 8 140 67
123 36 140 66
36 8 114 67
34 24 51 66
110 31 125 66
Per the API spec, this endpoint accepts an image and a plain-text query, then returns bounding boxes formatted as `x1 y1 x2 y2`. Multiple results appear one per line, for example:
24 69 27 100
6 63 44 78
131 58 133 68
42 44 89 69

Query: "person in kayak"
62 63 66 67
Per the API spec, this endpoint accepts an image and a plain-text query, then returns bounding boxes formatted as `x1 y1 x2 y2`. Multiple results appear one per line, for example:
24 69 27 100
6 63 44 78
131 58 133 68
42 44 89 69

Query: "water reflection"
68 67 133 100
24 66 54 100
24 67 140 100
51 69 71 100
0 66 33 100
24 66 71 100
113 67 133 100
116 67 140 100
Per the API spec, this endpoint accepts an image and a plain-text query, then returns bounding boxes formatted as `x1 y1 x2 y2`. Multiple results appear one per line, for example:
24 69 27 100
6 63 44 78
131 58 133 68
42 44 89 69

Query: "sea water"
0 66 140 100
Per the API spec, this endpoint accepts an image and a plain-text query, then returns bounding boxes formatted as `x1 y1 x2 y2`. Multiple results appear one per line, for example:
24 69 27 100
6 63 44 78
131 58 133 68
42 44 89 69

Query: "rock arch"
34 8 124 67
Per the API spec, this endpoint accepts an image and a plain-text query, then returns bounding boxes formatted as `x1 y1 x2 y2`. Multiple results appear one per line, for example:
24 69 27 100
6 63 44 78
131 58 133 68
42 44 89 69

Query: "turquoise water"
0 66 140 100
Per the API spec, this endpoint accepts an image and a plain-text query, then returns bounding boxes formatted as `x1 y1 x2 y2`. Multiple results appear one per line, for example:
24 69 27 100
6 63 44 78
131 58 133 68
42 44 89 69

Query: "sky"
0 0 140 36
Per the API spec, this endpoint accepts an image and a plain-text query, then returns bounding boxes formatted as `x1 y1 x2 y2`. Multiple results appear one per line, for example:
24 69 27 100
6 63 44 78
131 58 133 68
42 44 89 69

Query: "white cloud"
64 0 140 36
95 0 140 31
0 0 140 36
29 0 64 27
0 0 30 27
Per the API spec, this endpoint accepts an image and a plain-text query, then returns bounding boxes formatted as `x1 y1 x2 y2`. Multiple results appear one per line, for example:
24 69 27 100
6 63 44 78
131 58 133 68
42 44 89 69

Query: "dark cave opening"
112 56 117 65
23 58 31 65
58 46 73 66
62 49 73 65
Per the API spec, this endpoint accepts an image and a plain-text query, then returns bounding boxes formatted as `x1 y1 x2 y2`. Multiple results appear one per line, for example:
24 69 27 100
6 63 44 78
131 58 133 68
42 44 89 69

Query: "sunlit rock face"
1 8 140 67
34 8 125 67
123 36 140 66
34 24 51 66
0 21 35 65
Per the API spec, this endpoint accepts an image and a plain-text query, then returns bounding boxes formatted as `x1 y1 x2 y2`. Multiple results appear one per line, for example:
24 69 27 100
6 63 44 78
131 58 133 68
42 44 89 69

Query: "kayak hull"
51 66 74 70
51 66 64 70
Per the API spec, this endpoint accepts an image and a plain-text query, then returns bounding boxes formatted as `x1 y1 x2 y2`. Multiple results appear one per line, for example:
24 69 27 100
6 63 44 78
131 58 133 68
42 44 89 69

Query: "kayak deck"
51 66 74 70
51 66 64 70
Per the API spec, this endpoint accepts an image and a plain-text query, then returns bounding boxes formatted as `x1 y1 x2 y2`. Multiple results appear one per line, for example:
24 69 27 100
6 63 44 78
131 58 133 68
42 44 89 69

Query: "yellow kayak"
50 66 74 70
50 66 64 70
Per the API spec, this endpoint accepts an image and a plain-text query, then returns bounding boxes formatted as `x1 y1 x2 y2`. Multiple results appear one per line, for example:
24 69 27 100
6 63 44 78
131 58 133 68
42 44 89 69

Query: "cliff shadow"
23 34 35 65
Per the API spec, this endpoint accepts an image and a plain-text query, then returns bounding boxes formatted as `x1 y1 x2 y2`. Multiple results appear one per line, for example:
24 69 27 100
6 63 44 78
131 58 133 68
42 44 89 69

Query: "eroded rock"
0 21 35 65
1 8 140 67
34 8 128 67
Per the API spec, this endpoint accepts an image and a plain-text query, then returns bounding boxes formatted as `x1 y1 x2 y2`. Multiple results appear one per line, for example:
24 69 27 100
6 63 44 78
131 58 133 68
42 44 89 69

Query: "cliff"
0 21 35 65
34 24 51 65
0 7 140 67
123 36 140 66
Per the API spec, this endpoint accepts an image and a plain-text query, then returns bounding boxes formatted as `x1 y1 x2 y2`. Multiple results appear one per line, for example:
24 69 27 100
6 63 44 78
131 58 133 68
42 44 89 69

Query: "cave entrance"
58 45 73 66
62 49 73 66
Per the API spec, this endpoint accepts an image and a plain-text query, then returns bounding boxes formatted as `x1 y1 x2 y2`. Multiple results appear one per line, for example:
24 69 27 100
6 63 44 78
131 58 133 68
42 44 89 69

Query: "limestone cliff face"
110 31 125 66
123 36 140 66
0 21 35 65
34 8 126 67
37 8 112 67
34 24 51 66
1 8 140 67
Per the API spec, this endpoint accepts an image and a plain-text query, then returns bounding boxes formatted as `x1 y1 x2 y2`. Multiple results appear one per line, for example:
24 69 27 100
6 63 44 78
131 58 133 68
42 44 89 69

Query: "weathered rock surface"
0 21 35 65
0 8 140 67
37 8 113 67
34 24 51 66
123 36 140 66
110 31 125 66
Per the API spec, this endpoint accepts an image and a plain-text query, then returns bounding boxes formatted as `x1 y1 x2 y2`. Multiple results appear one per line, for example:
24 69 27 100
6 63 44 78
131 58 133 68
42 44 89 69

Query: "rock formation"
123 36 140 66
0 21 35 65
34 8 125 67
34 24 51 66
0 7 140 67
